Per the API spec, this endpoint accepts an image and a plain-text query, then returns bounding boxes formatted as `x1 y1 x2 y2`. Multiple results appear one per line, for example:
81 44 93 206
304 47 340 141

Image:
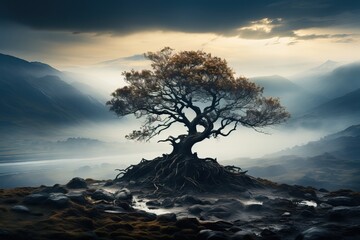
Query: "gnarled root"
114 153 259 194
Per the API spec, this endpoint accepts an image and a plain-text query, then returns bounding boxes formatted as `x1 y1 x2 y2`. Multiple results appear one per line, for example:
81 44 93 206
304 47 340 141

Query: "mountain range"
250 75 326 115
250 60 360 129
225 123 360 190
0 53 114 130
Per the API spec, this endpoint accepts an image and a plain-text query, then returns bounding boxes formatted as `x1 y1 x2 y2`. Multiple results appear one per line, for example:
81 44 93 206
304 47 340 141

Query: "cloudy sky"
1 0 360 78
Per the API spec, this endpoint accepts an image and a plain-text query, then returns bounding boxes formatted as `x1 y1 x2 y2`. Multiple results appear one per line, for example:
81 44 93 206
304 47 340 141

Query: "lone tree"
107 47 289 192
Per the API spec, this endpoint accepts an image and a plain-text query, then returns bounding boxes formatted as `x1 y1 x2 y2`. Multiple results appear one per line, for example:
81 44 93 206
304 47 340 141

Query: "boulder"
66 192 88 204
157 213 177 222
328 206 360 220
325 196 358 207
146 200 161 207
254 195 269 201
261 229 281 240
162 198 174 208
133 210 157 221
66 177 88 189
11 205 30 213
34 184 68 194
46 193 70 208
231 230 257 240
197 229 228 240
189 205 205 215
299 210 315 218
23 193 49 205
176 195 204 205
295 227 337 240
114 188 132 202
175 218 200 230
91 189 114 202
202 221 233 231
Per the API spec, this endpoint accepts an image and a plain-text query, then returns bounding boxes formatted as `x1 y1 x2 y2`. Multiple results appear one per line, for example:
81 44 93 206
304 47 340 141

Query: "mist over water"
0 119 331 188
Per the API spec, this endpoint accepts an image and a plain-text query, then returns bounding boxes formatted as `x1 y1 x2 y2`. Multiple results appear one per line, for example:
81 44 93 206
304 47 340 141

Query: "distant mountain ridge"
270 123 360 159
293 88 360 129
292 61 360 99
0 53 114 129
250 75 327 115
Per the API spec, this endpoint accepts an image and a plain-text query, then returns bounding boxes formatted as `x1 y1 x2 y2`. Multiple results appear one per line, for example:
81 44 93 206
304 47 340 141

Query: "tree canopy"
107 47 289 156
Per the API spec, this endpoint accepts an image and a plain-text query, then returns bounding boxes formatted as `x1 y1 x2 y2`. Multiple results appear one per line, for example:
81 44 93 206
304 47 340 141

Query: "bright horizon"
1 1 360 81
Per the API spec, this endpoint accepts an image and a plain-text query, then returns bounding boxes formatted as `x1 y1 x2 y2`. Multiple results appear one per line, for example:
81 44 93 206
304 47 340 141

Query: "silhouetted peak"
311 60 339 72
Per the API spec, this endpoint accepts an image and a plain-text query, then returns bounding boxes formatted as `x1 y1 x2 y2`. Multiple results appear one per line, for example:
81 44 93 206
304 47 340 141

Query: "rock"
318 203 333 209
231 230 257 240
189 205 204 215
295 227 337 240
116 201 133 211
91 189 114 202
299 210 315 218
23 193 49 205
264 198 294 209
197 229 228 240
261 229 281 240
162 198 174 208
343 225 360 238
133 210 157 221
104 180 114 186
246 204 263 212
35 184 68 194
46 193 70 208
66 192 87 204
96 204 127 213
254 195 269 201
319 188 329 193
206 208 232 219
66 177 88 189
157 213 177 222
215 198 245 210
176 195 204 205
325 196 357 207
281 212 291 217
0 229 12 238
229 226 242 233
11 205 30 213
202 221 233 231
146 200 161 207
327 206 360 220
114 188 132 202
176 218 200 230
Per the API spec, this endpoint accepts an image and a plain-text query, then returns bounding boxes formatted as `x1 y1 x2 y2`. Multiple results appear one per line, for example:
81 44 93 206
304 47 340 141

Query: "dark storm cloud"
0 0 359 38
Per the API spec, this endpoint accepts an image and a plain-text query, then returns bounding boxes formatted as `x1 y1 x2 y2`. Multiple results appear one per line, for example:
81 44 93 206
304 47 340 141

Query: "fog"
1 57 359 190
0 117 333 189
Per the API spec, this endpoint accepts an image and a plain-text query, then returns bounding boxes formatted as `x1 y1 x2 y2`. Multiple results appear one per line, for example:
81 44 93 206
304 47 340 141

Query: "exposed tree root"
114 153 261 194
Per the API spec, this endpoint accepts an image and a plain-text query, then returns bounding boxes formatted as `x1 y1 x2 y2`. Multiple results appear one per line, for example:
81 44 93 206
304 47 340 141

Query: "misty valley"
1 50 360 240
1 52 360 191
0 52 360 190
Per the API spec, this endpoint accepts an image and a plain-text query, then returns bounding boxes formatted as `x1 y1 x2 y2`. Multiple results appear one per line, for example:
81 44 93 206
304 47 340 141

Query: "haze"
1 0 359 190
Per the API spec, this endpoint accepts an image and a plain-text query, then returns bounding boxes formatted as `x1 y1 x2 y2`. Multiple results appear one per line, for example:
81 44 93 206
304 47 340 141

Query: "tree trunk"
170 135 198 158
